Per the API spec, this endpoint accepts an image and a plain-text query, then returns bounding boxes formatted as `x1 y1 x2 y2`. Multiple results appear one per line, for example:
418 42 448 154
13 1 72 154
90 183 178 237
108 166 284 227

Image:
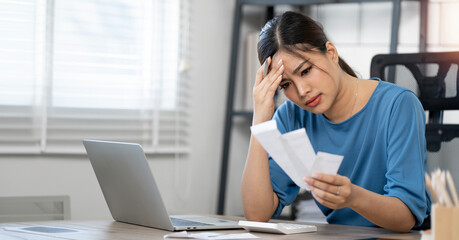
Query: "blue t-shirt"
269 79 431 227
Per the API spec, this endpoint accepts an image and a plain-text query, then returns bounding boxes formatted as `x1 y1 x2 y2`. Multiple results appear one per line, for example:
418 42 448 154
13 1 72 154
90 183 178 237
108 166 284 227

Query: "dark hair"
258 11 357 77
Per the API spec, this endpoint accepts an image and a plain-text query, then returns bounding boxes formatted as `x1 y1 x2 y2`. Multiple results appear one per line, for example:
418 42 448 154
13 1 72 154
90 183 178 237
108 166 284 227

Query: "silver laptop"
83 139 240 231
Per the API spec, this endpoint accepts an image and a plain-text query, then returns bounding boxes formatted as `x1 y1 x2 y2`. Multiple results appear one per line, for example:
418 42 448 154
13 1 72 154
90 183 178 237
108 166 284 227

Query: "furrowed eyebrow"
292 59 310 75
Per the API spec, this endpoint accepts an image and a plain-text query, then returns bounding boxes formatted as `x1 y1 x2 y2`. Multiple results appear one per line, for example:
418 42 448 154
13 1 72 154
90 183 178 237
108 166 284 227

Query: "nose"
296 81 311 98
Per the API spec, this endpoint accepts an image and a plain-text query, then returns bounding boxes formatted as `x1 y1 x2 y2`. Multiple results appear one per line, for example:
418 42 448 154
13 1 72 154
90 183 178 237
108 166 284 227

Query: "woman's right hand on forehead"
252 57 284 125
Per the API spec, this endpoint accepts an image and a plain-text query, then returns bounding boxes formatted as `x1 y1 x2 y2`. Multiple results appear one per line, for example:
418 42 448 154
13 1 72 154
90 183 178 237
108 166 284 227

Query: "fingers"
255 57 270 86
254 58 284 90
310 187 342 209
311 173 346 185
304 174 352 209
259 59 284 94
252 57 284 123
253 58 284 108
261 62 283 93
305 174 350 194
306 177 340 194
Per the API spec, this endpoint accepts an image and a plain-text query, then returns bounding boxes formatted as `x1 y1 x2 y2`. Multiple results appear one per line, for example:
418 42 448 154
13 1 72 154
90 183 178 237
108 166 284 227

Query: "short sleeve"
269 103 300 218
384 91 431 227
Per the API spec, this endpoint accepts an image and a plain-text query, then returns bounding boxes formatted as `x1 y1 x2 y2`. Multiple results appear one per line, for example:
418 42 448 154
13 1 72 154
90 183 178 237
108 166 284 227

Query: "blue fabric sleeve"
269 104 300 218
269 158 300 217
384 91 430 227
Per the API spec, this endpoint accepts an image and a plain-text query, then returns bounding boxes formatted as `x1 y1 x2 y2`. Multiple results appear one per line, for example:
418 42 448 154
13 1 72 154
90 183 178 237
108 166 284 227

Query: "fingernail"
278 59 282 65
280 65 284 70
312 173 319 178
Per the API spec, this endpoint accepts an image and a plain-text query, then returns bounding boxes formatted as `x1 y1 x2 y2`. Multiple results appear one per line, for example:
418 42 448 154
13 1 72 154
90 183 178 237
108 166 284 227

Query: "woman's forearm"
241 135 278 221
349 185 416 232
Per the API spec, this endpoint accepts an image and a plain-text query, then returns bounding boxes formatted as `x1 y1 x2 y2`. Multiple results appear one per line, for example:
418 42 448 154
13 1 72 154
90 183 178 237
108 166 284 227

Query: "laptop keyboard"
170 217 214 227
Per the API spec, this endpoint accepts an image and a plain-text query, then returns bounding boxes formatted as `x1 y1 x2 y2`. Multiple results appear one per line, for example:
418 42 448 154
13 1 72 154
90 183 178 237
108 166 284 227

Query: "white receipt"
250 121 308 189
311 152 343 175
250 120 343 190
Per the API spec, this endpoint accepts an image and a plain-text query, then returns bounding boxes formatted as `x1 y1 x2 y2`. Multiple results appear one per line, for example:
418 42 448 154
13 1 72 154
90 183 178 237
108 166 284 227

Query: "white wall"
185 0 234 214
0 0 235 220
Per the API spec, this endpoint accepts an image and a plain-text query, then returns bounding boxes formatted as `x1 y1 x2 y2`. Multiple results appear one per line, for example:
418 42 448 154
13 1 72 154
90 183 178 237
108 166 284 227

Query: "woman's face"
270 47 341 115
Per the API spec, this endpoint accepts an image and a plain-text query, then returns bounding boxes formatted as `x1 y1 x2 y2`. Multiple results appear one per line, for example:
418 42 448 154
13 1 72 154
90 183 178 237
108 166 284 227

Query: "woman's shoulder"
376 79 410 93
368 80 424 122
372 79 419 104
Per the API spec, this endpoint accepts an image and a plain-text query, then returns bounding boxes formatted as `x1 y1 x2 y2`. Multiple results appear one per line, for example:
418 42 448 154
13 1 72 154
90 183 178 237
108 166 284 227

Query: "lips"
305 94 321 107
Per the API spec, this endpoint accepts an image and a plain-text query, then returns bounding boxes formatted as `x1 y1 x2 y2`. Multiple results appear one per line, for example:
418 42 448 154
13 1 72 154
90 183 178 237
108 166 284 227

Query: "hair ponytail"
338 58 357 77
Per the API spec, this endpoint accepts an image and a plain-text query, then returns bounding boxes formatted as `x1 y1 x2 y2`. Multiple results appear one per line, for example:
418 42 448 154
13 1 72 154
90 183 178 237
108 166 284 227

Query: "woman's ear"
325 41 339 64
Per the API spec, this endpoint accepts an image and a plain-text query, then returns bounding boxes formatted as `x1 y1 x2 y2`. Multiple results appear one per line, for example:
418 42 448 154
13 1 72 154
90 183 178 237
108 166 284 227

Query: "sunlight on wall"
440 2 459 46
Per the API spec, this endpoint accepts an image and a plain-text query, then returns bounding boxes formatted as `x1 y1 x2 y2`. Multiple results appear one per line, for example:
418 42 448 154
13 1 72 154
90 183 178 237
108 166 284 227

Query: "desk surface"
0 216 421 240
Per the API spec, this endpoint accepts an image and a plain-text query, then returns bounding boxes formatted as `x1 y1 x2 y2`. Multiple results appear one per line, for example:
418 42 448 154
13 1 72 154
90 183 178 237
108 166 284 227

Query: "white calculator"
238 220 317 235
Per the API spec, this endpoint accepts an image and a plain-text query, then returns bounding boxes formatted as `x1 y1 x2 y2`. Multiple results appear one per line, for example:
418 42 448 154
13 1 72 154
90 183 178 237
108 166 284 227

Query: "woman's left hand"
304 173 355 209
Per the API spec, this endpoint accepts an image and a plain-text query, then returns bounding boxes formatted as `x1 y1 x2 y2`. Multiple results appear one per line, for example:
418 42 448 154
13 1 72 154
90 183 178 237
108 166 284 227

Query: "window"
0 0 190 154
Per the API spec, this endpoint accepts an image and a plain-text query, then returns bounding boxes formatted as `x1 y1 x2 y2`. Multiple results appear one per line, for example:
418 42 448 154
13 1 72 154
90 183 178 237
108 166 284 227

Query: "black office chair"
370 51 459 230
370 51 459 152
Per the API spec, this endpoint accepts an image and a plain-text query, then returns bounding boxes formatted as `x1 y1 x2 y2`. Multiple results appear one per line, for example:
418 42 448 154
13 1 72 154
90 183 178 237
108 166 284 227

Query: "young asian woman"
240 11 431 233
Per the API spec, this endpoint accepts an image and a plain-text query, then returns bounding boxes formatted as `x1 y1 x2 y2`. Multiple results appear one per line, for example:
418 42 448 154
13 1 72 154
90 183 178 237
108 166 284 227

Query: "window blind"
0 0 190 154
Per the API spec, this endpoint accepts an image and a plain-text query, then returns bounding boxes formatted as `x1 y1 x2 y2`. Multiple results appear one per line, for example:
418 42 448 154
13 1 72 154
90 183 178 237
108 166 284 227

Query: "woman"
241 11 430 233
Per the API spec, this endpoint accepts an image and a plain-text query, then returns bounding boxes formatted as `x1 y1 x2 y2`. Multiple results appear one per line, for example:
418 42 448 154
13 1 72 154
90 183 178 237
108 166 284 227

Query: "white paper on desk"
163 231 258 239
3 226 82 240
250 121 308 189
0 232 60 240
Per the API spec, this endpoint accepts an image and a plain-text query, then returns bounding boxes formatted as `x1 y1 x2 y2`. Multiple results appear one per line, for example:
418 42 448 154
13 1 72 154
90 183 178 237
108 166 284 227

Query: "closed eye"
301 66 312 76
